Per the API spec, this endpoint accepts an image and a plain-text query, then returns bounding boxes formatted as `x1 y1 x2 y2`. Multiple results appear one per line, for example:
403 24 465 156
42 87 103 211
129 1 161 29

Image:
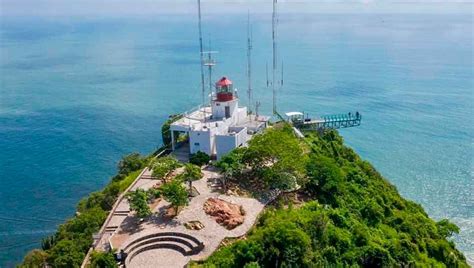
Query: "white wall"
215 135 237 160
189 130 212 155
211 98 238 120
215 127 249 160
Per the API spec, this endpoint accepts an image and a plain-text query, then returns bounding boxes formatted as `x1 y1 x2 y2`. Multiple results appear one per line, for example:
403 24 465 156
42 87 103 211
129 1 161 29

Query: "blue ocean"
0 11 472 266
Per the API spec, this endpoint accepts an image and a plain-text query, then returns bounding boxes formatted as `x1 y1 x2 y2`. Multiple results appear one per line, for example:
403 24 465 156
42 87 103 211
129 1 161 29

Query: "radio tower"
197 0 206 105
247 12 253 114
272 0 278 114
203 39 218 104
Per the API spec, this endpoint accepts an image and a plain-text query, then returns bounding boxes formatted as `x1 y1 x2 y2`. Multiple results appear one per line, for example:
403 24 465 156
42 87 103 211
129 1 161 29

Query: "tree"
117 153 145 175
90 251 118 268
41 235 56 250
305 155 344 205
127 189 151 218
436 219 460 238
20 249 48 268
151 156 180 179
189 151 211 166
216 147 246 191
48 240 84 268
244 126 307 190
161 180 188 215
257 221 312 267
182 163 203 192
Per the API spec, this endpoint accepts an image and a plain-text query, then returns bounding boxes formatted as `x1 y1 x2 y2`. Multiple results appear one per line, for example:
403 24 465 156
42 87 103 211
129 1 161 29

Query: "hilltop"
18 125 468 267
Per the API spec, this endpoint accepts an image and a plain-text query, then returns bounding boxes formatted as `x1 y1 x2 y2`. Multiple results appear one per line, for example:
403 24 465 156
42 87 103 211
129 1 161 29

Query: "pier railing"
297 113 362 130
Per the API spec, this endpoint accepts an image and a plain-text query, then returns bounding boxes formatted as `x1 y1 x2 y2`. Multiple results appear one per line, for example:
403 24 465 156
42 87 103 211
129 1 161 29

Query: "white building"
170 77 269 160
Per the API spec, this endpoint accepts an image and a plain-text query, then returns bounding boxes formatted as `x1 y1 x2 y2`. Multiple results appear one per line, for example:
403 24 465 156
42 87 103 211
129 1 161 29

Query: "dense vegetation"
18 153 150 268
197 126 468 267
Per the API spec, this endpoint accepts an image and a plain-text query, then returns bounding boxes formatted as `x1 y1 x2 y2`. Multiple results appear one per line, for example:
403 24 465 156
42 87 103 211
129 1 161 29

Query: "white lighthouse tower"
211 77 239 121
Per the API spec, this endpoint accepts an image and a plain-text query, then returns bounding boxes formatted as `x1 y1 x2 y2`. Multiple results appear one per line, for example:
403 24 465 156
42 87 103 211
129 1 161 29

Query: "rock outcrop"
203 198 245 230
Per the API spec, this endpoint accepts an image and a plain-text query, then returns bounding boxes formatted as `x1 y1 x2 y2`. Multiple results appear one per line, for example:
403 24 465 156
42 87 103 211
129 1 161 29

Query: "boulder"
203 198 245 230
184 221 205 230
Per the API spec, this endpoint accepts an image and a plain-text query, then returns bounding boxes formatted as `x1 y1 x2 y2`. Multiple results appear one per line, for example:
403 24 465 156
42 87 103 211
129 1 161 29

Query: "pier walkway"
287 112 362 131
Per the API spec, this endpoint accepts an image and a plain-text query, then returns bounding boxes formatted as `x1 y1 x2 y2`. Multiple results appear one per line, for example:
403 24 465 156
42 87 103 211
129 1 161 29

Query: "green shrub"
189 151 210 166
90 251 118 268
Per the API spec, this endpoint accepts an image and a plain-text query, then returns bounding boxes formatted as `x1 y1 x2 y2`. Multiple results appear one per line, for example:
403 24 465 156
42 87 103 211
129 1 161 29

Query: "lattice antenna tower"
266 62 269 87
203 37 218 104
280 61 284 87
247 11 253 114
197 0 206 105
272 0 278 114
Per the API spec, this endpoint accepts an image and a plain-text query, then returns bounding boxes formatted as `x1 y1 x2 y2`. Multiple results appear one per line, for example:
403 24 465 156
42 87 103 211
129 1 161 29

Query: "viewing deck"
287 112 362 131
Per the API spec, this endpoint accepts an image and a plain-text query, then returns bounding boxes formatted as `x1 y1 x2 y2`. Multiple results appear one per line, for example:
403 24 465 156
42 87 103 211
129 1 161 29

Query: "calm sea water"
0 12 472 266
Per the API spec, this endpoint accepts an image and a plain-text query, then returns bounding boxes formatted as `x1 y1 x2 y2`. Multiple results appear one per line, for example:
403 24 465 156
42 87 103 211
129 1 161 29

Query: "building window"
194 143 200 146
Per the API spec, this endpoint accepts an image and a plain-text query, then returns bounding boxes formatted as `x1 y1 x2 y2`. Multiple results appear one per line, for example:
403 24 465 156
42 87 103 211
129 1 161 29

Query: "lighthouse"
211 77 239 120
169 76 269 160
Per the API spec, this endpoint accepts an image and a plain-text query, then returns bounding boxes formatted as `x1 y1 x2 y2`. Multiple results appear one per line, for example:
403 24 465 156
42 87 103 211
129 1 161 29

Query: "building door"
225 106 230 118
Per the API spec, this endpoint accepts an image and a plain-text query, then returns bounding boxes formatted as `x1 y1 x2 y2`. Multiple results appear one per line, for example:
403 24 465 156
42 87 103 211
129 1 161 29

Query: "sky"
1 0 473 17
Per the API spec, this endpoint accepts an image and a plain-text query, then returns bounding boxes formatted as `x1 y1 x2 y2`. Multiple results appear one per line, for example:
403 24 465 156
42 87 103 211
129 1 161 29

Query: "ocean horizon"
0 10 473 267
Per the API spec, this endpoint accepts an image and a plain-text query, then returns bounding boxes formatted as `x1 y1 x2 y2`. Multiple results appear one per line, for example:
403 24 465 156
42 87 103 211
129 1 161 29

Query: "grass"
118 170 142 192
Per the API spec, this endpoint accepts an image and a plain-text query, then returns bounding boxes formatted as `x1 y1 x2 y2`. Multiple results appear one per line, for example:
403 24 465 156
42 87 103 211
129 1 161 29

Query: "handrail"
80 167 147 268
80 147 170 268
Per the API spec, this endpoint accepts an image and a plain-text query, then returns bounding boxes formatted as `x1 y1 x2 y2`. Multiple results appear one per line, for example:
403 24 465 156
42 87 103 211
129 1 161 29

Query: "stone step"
126 236 195 256
123 232 202 252
113 212 129 216
115 210 130 213
105 226 118 231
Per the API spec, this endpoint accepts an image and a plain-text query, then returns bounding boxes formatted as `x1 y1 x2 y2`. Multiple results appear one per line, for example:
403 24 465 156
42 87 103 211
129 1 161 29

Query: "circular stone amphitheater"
123 232 204 267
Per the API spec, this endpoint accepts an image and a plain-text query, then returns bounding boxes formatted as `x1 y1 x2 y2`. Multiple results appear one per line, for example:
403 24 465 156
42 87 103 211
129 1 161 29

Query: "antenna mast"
197 0 206 105
272 0 278 114
266 62 269 87
247 12 253 114
281 61 284 86
255 101 261 119
203 43 218 104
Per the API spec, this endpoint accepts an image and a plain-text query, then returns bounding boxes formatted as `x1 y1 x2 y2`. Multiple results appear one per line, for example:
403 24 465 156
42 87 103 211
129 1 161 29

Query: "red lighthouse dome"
215 77 234 102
